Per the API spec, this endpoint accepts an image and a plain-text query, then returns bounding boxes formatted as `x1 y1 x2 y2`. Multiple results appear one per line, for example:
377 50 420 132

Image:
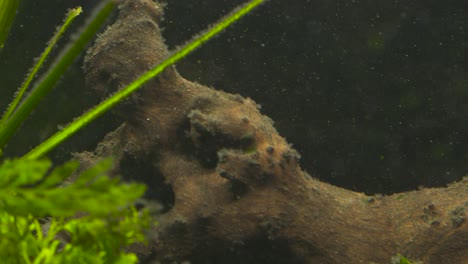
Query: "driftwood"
78 1 468 263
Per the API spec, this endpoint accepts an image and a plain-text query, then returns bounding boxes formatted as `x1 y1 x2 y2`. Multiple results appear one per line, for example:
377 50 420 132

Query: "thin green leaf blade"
0 0 20 49
0 0 116 150
23 0 266 160
0 7 82 126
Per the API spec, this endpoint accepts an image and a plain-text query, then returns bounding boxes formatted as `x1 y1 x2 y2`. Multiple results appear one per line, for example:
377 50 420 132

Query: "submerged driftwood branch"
78 1 467 263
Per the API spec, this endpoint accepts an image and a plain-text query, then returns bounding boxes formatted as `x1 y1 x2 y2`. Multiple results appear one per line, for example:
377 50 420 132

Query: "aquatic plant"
0 0 19 49
0 157 150 263
391 254 422 264
0 0 264 262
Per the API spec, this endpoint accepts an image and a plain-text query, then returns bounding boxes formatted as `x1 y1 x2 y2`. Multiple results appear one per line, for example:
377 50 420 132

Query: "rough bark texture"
79 1 468 263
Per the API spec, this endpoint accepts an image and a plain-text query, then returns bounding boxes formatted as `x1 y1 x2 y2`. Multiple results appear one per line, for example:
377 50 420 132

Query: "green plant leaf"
0 158 145 217
0 157 150 263
72 157 112 186
0 0 116 150
36 160 79 189
0 0 20 49
0 158 51 188
0 7 82 126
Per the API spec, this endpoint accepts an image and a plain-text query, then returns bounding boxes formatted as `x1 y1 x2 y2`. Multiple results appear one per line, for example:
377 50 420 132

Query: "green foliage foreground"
0 158 150 263
0 0 265 262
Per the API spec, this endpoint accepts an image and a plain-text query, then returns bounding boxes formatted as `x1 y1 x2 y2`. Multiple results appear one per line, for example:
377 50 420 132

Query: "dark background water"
1 0 467 194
